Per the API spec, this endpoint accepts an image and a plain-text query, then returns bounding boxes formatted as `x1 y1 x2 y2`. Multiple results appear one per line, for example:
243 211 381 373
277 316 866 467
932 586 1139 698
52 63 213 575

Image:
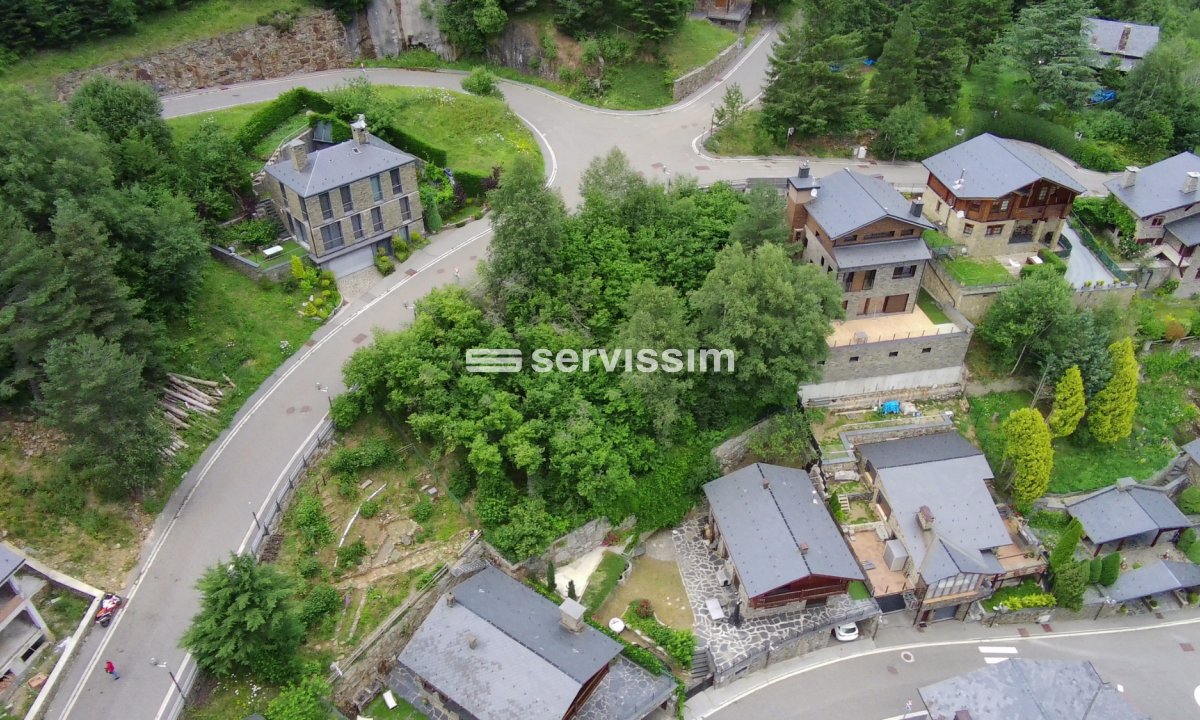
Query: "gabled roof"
0 545 22 584
831 237 931 271
1104 152 1200 218
1165 214 1200 248
1065 479 1191 545
703 463 862 599
264 134 416 198
805 170 935 240
1103 560 1200 603
1085 18 1160 61
858 431 982 470
397 566 622 720
919 659 1148 720
923 133 1086 199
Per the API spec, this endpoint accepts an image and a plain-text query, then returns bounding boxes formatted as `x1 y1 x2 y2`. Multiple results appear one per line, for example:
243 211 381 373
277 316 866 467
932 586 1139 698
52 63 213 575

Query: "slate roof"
703 463 862 599
831 237 932 271
0 545 23 584
857 431 983 471
1165 214 1200 248
1103 560 1200 603
1104 152 1200 218
264 134 416 198
1065 479 1191 545
396 566 622 720
876 453 1011 584
919 659 1149 720
1182 438 1200 464
1085 18 1160 63
805 170 935 241
923 133 1086 199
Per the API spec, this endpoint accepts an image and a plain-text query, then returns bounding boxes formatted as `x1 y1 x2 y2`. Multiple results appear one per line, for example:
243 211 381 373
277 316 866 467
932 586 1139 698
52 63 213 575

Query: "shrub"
1158 278 1181 296
374 251 395 276
329 439 395 475
1099 552 1121 586
299 584 341 627
411 498 434 523
292 493 334 547
1049 519 1084 570
359 499 380 519
1178 487 1200 514
1088 557 1103 584
1004 593 1057 610
1052 560 1087 611
224 219 281 248
410 231 429 249
329 393 363 431
622 602 695 668
635 599 654 618
256 8 298 33
1190 591 1199 605
462 67 501 97
336 538 369 568
1179 527 1198 552
295 556 323 580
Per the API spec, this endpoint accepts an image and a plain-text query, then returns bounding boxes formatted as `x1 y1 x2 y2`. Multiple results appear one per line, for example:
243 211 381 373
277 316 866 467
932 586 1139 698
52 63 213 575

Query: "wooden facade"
926 174 1077 227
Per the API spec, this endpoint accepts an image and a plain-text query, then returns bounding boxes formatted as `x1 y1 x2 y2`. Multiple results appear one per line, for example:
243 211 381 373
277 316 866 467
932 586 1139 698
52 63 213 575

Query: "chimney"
798 161 810 179
1185 171 1200 194
466 633 477 649
446 592 456 607
909 198 924 218
351 114 369 145
1118 24 1133 52
560 598 586 634
799 542 809 555
289 139 308 172
1121 166 1140 188
917 505 935 531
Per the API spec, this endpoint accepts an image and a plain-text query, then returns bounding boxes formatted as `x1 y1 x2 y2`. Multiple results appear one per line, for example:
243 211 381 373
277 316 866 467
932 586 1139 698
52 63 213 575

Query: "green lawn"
168 105 308 176
941 257 1016 287
254 239 307 269
917 289 951 325
965 390 1035 471
604 62 672 109
3 0 317 93
922 229 956 251
581 552 629 614
848 580 871 600
662 19 738 80
364 694 429 719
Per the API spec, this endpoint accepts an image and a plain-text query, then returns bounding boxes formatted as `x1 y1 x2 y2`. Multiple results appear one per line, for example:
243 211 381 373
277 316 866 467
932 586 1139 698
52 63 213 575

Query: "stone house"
0 546 49 689
1085 17 1160 71
854 433 1047 624
390 566 675 720
702 463 864 618
1104 153 1200 296
921 133 1085 257
263 115 423 277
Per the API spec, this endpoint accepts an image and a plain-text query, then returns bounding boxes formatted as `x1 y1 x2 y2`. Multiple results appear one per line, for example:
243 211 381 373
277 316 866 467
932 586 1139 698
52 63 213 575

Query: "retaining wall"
209 245 294 283
672 37 744 101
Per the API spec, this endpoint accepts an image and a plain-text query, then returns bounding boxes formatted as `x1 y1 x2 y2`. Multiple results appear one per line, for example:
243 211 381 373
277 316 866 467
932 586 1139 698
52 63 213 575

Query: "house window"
921 347 932 353
370 175 383 202
284 212 295 234
390 168 403 195
985 225 1003 236
969 201 982 212
300 198 309 223
340 185 353 213
999 199 1011 212
318 192 333 220
320 222 345 252
936 200 943 213
351 214 364 241
842 272 855 292
893 265 917 279
864 230 896 240
1151 216 1165 227
888 351 899 358
849 356 860 363
278 181 288 208
1036 187 1047 202
371 207 384 233
901 227 914 236
862 269 876 290
400 196 412 222
963 223 975 235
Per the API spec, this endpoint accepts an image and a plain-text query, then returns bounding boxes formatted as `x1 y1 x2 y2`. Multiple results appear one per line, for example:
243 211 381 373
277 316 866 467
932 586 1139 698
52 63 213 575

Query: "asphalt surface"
45 28 1120 720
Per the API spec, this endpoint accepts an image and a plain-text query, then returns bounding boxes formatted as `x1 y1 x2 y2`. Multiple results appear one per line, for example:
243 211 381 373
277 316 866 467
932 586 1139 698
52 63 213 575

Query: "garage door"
323 246 375 278
877 594 907 614
883 293 908 313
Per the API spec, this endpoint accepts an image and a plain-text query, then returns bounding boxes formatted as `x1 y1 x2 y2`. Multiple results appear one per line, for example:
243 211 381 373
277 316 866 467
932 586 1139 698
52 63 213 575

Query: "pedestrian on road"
454 267 460 281
104 660 120 680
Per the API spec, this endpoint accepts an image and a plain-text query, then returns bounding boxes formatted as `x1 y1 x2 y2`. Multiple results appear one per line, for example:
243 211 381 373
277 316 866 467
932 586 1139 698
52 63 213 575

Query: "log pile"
160 373 231 458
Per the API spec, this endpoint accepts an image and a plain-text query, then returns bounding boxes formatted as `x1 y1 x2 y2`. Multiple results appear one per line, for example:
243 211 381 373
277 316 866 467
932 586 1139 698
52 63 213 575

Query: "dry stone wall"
55 10 360 99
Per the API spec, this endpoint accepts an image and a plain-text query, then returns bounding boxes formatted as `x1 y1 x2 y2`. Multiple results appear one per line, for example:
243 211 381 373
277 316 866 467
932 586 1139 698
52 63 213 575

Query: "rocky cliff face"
366 0 455 59
55 10 359 99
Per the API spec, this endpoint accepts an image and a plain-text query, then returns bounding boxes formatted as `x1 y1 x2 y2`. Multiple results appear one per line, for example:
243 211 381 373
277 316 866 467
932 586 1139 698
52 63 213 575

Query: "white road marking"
978 646 1018 654
984 657 1010 664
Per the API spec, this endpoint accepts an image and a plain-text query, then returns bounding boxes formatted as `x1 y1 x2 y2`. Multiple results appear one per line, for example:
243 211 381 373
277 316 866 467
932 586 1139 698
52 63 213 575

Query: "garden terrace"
827 301 961 346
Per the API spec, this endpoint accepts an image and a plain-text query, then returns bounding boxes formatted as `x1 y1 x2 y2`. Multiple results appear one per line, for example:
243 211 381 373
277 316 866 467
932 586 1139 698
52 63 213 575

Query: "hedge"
622 602 695 669
234 87 332 153
373 125 448 167
967 110 1125 172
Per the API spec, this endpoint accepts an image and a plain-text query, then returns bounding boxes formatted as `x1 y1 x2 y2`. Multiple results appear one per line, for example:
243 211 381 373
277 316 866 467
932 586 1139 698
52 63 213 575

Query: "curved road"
44 29 1115 720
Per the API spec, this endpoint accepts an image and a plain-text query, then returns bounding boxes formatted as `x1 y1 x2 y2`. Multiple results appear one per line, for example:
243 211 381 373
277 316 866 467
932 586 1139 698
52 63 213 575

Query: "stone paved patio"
672 517 880 675
576 657 677 720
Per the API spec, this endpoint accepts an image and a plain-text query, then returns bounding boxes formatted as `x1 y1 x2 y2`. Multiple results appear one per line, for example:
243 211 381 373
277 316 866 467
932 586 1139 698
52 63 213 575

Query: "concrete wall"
1072 284 1136 310
800 367 965 406
55 10 359 98
819 330 970 384
920 259 1010 323
672 36 743 101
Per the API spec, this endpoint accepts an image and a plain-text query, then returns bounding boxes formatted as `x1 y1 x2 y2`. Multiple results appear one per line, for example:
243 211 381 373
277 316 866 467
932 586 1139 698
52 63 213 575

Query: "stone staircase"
688 644 713 684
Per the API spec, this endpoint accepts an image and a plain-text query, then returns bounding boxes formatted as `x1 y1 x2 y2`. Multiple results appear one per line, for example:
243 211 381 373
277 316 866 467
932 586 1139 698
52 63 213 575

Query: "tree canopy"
978 271 1074 372
1088 337 1139 444
1002 407 1054 506
759 21 865 139
1048 365 1087 438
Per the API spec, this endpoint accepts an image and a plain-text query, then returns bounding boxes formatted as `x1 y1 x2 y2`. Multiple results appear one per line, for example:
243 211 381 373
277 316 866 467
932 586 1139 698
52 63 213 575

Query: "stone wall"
55 10 359 98
672 36 743 101
1073 284 1136 310
710 418 772 473
920 259 1009 323
209 245 294 283
820 329 970 384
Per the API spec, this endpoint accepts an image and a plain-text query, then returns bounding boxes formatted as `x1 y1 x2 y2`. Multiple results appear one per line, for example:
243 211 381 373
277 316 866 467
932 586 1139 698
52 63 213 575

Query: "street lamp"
989 602 1009 628
318 382 332 410
149 657 187 707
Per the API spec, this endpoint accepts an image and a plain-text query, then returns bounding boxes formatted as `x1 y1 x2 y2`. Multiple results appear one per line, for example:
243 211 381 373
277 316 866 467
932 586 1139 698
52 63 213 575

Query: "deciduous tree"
873 98 927 160
1088 337 1138 444
177 117 249 220
978 271 1073 372
1048 365 1086 438
1002 408 1054 506
68 76 175 184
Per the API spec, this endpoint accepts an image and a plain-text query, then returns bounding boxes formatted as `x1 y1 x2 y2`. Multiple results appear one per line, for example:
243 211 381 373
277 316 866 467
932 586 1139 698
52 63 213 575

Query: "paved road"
1063 223 1118 289
46 29 1118 720
700 615 1200 720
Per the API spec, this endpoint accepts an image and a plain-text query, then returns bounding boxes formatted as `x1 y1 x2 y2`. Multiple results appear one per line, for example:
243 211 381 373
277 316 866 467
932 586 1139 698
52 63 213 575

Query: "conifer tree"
1003 408 1054 506
868 7 920 116
1089 338 1138 444
1048 365 1086 438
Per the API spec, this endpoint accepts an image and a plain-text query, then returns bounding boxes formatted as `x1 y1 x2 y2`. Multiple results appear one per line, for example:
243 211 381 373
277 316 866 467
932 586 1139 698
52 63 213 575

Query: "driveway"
46 29 1116 720
1062 224 1117 289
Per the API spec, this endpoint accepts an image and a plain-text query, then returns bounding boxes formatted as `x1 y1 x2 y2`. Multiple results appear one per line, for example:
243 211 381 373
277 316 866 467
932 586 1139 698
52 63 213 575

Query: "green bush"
306 111 352 143
374 251 395 276
1099 552 1121 586
336 538 369 568
359 499 380 519
329 393 363 431
235 88 332 153
1071 141 1124 172
329 439 395 475
462 67 501 97
292 493 334 547
295 556 323 580
1178 487 1200 514
373 125 448 166
1003 592 1057 610
299 584 341 627
1088 557 1103 584
224 219 281 248
1049 518 1084 570
581 552 628 612
622 602 695 668
411 498 434 523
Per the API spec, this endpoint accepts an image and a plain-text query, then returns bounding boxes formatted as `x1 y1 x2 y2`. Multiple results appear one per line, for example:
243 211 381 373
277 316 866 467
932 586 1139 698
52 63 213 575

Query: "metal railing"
246 419 336 557
1068 216 1131 282
827 324 966 347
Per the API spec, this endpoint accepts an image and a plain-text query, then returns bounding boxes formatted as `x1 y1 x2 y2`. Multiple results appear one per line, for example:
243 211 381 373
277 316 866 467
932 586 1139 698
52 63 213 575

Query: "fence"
245 419 336 557
827 324 965 347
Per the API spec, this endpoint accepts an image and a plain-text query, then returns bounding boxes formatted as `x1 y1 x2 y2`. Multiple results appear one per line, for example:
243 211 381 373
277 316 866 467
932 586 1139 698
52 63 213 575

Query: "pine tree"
1088 557 1103 584
868 7 920 117
1002 408 1054 507
181 553 304 683
1089 338 1138 445
1052 559 1087 611
912 0 968 113
1049 518 1084 570
759 21 864 139
1002 0 1098 109
1099 552 1121 586
1048 365 1086 439
567 580 578 600
546 560 557 593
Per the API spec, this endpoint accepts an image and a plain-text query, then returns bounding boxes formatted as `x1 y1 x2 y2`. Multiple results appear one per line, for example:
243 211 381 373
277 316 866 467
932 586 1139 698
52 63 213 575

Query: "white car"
833 622 860 642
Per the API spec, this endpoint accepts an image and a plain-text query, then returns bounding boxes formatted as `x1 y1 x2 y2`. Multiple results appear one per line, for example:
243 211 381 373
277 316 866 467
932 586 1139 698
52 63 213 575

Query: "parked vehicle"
95 593 123 627
833 622 860 642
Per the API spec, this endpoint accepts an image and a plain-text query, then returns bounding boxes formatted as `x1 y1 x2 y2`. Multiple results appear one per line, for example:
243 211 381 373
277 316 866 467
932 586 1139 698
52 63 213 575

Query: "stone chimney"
560 598 586 634
1118 24 1133 52
1120 166 1140 188
761 466 770 490
351 114 369 145
1185 171 1200 194
798 162 811 179
289 139 308 172
909 198 924 218
917 505 935 531
799 542 809 555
